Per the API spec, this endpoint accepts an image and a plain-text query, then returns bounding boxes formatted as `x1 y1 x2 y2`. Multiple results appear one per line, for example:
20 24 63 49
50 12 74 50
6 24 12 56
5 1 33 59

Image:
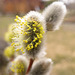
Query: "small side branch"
26 58 34 74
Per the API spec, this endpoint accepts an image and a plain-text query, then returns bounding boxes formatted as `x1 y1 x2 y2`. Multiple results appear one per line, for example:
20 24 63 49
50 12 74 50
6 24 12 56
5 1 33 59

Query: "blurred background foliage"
0 0 75 75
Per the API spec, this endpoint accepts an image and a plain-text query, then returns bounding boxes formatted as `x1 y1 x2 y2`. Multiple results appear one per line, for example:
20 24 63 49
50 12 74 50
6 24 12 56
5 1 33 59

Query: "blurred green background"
0 0 75 75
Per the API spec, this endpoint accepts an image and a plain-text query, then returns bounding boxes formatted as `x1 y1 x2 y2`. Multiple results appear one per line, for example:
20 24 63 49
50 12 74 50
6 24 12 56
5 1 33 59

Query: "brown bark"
26 58 34 74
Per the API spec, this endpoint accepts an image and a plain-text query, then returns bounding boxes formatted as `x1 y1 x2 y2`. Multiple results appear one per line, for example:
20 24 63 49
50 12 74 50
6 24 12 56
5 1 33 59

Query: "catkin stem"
26 58 34 74
10 56 14 61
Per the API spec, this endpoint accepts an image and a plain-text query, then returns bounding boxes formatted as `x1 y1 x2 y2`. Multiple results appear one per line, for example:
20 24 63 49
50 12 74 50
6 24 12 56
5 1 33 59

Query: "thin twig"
26 58 34 74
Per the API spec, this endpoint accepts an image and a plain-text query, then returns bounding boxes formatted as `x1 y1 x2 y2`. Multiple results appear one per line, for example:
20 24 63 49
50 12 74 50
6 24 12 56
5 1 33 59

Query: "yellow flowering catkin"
10 61 25 73
11 11 46 58
23 18 44 51
10 55 28 75
5 23 17 43
4 46 15 58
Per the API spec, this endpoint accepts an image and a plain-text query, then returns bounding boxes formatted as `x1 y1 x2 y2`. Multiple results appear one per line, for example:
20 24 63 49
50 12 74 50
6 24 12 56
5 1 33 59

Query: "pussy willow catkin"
10 55 28 75
4 46 15 58
5 23 15 43
42 2 67 31
23 17 44 51
12 11 46 58
29 58 53 75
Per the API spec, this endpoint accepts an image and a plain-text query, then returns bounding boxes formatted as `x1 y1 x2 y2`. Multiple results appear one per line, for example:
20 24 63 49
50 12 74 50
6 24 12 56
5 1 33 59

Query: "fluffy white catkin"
29 58 53 75
42 1 67 31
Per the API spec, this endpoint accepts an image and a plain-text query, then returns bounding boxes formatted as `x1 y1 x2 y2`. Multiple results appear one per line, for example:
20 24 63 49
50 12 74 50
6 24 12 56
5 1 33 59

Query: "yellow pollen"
23 40 28 43
11 42 15 46
16 15 19 18
14 19 17 22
